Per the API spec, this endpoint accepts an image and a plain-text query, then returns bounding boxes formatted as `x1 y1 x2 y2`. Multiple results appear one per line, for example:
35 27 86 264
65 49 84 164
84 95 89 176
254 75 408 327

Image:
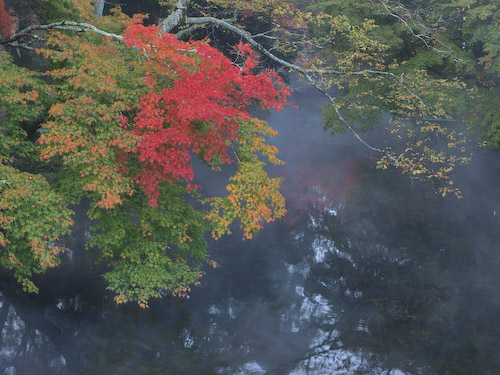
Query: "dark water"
1 79 500 375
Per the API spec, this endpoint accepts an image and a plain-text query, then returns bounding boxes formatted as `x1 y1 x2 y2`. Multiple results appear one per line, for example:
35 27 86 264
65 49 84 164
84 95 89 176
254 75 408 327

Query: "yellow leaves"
204 161 285 240
420 122 447 135
381 116 471 199
199 117 286 239
114 293 128 305
306 12 389 72
236 118 284 165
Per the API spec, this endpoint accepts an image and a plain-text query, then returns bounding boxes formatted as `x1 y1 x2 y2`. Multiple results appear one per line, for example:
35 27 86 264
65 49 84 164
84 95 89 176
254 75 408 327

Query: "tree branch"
159 0 191 33
304 74 390 155
184 16 426 106
0 11 425 109
0 7 424 159
0 20 124 46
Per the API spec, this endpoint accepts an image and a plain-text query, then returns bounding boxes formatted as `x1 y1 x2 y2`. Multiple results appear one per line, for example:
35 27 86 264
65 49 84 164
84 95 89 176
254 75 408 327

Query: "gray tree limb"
0 3 422 160
184 16 425 106
304 74 391 157
159 0 191 33
0 20 123 46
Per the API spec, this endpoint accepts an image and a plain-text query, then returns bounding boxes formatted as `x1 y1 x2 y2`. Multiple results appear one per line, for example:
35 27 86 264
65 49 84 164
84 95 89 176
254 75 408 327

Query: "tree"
0 0 474 305
0 0 289 307
440 0 500 150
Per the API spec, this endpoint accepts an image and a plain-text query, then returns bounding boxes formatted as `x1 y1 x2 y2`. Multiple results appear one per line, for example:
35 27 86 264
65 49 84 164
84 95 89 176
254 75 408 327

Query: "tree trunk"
159 0 191 33
93 0 105 18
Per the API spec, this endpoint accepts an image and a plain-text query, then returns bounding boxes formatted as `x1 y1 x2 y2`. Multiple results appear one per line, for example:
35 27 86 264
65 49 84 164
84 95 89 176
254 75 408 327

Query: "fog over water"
1 78 500 374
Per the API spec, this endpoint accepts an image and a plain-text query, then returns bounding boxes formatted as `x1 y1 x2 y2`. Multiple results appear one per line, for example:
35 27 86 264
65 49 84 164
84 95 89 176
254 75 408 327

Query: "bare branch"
176 11 238 39
7 42 36 51
176 24 202 39
0 20 123 47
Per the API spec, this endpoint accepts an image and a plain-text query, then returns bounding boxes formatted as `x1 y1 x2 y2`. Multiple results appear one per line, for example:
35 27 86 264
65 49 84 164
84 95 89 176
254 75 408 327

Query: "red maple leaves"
123 22 289 206
0 0 14 38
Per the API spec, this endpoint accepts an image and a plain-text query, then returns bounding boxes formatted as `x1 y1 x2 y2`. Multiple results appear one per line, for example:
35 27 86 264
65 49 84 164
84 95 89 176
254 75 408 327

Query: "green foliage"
38 24 145 207
0 52 75 292
28 0 93 23
468 87 500 149
441 1 500 149
88 184 209 308
447 0 500 74
0 52 47 164
0 164 73 293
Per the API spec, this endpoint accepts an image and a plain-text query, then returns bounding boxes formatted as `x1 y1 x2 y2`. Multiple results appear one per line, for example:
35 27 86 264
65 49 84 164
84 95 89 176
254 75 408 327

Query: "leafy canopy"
0 1 288 307
0 0 494 305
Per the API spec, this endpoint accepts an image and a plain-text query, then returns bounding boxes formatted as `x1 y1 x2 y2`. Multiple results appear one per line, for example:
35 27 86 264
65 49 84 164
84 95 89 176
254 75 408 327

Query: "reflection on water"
0 292 68 374
1 80 500 374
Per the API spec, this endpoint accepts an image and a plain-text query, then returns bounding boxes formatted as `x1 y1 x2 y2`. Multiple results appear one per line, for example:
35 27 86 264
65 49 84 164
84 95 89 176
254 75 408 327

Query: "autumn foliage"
0 0 477 306
1 7 289 306
0 0 13 38
0 165 73 293
122 22 288 206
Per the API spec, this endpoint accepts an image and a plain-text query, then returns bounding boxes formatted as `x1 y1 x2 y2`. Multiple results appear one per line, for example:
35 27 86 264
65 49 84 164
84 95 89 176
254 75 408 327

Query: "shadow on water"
1 78 500 374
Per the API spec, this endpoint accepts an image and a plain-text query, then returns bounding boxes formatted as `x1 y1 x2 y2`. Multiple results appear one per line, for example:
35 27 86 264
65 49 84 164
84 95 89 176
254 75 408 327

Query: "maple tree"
0 0 484 305
0 0 289 306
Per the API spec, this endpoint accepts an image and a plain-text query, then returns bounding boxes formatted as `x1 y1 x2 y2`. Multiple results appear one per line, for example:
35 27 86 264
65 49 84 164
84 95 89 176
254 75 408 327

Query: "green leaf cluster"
88 184 209 308
0 164 73 293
